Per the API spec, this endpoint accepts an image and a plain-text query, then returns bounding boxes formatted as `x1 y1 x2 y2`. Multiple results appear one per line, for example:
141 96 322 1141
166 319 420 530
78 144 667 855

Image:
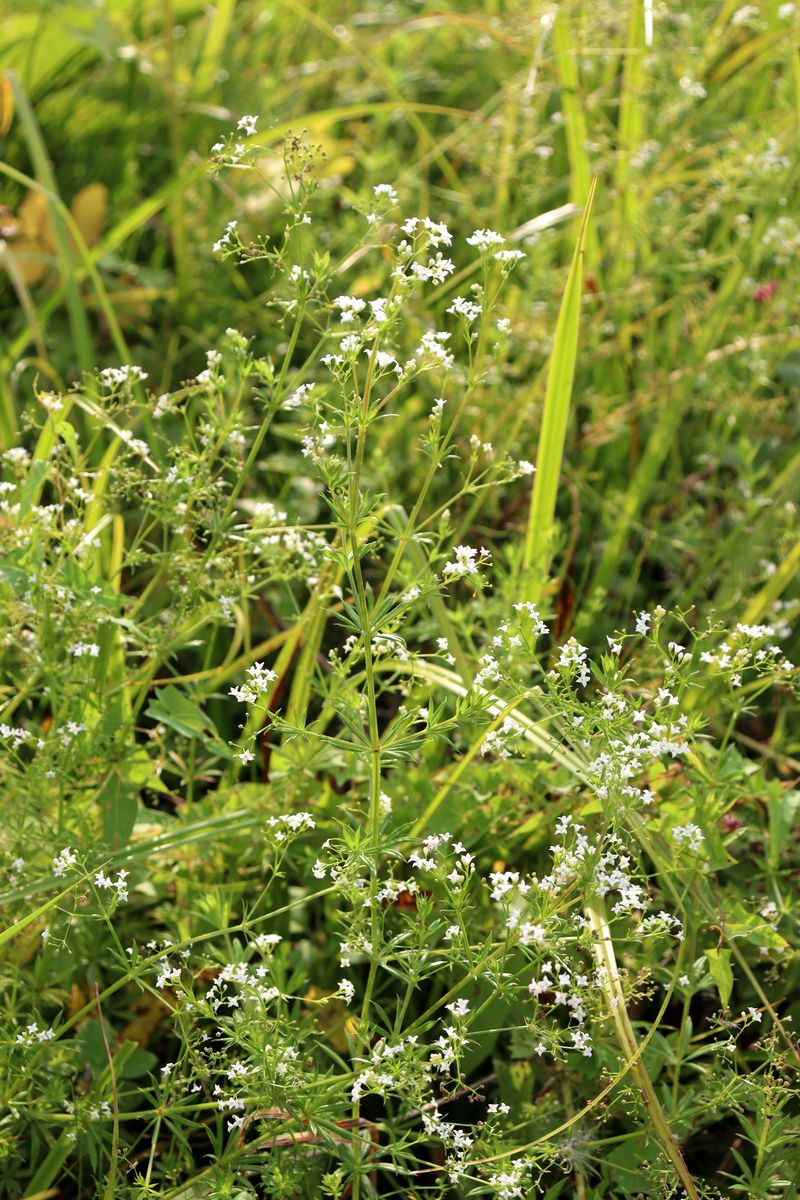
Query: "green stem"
586 896 700 1200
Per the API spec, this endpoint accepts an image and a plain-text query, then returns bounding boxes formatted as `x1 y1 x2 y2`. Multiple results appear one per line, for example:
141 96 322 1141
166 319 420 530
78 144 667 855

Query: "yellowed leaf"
304 985 357 1053
10 243 49 284
13 191 54 282
19 189 54 247
121 990 174 1047
0 76 13 138
4 182 108 285
70 182 107 248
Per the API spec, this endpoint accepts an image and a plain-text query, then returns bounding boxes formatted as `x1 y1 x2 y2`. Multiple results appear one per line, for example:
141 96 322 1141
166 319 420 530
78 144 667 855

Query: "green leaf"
17 460 48 517
776 350 800 389
604 1134 661 1193
146 686 233 760
0 562 28 595
767 783 799 870
22 1132 73 1198
723 902 788 951
117 1043 158 1080
523 175 597 590
146 685 220 740
98 771 139 850
705 948 734 1007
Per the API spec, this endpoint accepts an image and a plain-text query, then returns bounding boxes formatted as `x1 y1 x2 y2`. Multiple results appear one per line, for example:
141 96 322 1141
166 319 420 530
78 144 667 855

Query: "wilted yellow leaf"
0 76 12 138
121 990 174 1047
304 985 358 1053
19 190 53 246
71 182 108 248
12 191 53 283
3 182 108 285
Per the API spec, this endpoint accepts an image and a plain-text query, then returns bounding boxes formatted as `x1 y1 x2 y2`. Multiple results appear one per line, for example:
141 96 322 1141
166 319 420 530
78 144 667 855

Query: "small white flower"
466 228 505 253
53 848 78 878
673 823 705 853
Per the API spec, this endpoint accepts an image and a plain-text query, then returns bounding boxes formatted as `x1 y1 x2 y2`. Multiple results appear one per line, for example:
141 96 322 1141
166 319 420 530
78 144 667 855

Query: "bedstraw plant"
1 3 800 1198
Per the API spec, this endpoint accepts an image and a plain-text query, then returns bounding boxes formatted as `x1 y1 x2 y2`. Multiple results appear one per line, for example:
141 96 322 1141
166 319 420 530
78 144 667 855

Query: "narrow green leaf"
523 175 597 590
6 71 93 376
23 1132 73 1198
194 0 237 94
552 15 598 266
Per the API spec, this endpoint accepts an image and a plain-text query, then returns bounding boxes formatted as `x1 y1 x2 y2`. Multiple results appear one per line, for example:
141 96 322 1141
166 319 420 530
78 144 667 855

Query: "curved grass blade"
6 71 93 375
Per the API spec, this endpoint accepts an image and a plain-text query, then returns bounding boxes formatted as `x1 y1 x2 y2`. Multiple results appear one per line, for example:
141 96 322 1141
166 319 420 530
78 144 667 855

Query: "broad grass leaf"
705 947 733 1007
767 782 799 870
99 772 139 849
147 685 220 740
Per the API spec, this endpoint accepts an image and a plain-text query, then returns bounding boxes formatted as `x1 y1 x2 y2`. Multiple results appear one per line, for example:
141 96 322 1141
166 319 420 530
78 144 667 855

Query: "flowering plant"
1 100 799 1200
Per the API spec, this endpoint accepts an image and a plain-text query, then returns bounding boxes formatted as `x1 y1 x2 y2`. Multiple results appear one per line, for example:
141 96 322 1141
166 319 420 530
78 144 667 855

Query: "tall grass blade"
587 897 701 1200
522 175 597 593
552 14 598 267
6 71 93 376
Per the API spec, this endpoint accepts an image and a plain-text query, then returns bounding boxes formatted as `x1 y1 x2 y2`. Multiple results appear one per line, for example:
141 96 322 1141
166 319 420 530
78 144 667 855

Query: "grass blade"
586 896 701 1200
552 13 598 268
522 175 597 593
6 70 93 376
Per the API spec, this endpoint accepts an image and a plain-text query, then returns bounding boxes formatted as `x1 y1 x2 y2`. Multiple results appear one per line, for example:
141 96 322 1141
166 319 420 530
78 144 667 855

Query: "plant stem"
586 896 701 1200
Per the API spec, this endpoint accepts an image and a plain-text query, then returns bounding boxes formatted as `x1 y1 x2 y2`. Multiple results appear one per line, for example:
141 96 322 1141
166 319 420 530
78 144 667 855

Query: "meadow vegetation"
1 1 799 1197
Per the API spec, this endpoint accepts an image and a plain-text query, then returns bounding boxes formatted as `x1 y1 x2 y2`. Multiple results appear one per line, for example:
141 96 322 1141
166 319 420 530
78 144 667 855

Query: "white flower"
238 749 256 764
53 848 78 878
416 330 454 370
731 4 759 25
518 922 547 946
285 382 314 409
99 365 147 388
68 641 100 658
237 114 258 135
447 295 482 322
673 823 705 853
493 249 525 264
557 637 590 686
466 228 505 252
334 295 367 322
212 219 238 254
442 544 490 580
446 998 470 1017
